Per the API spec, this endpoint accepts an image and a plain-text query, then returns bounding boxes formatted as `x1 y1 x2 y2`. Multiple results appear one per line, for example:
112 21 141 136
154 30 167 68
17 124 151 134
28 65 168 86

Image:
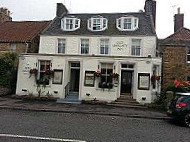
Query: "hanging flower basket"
94 70 101 77
44 69 54 76
29 68 38 75
110 73 119 79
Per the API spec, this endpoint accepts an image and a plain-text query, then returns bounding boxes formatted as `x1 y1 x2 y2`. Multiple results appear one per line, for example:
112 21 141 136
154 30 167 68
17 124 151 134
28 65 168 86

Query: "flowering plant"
174 79 190 88
94 70 101 77
44 69 54 76
29 68 38 75
110 73 119 78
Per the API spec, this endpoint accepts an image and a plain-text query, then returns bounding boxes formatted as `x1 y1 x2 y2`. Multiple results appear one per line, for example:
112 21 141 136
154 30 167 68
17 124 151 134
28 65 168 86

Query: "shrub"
0 52 18 94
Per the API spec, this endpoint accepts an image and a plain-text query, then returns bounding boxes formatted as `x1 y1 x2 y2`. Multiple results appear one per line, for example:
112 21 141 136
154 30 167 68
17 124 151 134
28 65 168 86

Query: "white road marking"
0 134 86 142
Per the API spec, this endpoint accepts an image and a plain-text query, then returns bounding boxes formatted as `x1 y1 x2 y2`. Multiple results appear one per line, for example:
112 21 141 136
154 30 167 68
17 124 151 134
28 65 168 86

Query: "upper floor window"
187 47 190 63
81 39 89 54
100 39 109 55
88 16 108 31
117 16 138 31
131 39 141 56
61 17 80 31
58 39 66 54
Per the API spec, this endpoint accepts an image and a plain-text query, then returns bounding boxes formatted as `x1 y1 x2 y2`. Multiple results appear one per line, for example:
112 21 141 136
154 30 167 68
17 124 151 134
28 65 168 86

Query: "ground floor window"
37 60 51 85
99 63 113 89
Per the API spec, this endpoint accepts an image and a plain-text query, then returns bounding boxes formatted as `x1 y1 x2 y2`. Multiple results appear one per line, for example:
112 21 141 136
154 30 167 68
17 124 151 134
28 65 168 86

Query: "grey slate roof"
42 12 156 36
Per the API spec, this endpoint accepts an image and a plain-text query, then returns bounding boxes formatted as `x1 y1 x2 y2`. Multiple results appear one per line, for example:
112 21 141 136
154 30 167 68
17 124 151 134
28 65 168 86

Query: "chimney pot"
177 7 180 14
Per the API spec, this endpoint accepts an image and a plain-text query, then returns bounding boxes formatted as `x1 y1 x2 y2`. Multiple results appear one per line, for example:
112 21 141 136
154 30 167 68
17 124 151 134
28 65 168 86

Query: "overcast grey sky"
0 0 189 38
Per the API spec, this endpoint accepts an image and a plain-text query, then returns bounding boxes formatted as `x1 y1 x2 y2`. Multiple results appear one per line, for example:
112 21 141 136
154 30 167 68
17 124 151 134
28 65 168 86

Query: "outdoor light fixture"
86 93 90 96
142 96 146 101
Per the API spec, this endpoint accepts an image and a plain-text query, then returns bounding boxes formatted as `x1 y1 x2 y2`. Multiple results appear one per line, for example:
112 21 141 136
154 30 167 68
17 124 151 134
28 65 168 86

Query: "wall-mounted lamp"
86 93 90 96
142 96 146 101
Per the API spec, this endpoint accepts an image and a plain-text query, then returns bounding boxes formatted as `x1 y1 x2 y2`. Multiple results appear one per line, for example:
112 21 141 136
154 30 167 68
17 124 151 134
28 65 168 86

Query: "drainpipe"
25 42 28 53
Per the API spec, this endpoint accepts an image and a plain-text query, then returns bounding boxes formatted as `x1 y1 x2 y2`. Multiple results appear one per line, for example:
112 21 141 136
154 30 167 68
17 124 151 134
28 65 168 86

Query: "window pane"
58 39 66 53
131 39 141 56
124 18 132 29
100 39 109 54
188 55 190 62
81 39 89 54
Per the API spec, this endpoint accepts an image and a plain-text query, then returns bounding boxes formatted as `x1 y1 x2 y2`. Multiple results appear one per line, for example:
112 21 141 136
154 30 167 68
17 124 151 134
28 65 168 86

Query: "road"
0 109 189 142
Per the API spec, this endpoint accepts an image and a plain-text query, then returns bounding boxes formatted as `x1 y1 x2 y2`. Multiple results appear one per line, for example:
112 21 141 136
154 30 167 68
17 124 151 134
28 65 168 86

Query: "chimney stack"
144 0 156 28
174 7 184 32
56 3 68 17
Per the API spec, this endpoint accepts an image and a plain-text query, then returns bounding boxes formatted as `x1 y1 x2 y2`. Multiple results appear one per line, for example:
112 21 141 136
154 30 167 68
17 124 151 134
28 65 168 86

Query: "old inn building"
16 0 161 103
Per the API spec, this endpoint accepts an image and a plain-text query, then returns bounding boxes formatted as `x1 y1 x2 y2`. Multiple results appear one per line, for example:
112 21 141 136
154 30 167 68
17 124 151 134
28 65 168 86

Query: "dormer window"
61 17 80 31
116 16 138 31
88 16 108 31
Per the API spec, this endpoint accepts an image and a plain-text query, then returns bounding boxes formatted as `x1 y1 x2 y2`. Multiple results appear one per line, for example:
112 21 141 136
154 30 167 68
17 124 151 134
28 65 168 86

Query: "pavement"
0 96 170 120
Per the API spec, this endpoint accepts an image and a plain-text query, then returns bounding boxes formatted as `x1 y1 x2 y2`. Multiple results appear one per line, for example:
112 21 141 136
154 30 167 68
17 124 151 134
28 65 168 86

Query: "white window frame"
100 39 109 55
99 63 114 88
187 47 190 63
10 43 17 51
37 60 51 85
58 39 66 54
61 17 80 31
80 39 89 54
88 17 108 31
131 39 141 56
116 16 139 31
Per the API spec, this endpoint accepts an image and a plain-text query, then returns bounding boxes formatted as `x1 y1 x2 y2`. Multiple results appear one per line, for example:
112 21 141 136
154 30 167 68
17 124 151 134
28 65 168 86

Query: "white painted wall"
39 35 156 58
16 54 161 103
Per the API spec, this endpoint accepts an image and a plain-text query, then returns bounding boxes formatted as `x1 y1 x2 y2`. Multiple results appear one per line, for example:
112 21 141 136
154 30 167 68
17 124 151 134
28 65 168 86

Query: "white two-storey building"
16 0 161 103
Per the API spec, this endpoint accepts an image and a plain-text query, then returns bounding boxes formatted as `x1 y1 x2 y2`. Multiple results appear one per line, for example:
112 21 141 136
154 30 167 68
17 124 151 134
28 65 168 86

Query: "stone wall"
0 43 27 53
162 45 190 90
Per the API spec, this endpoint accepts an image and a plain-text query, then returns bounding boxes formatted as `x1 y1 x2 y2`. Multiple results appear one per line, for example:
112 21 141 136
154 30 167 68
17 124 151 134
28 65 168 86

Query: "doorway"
70 63 80 92
120 70 133 94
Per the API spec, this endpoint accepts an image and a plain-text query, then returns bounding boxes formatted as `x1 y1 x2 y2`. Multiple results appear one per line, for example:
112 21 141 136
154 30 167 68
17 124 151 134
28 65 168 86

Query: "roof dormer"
116 16 139 31
88 16 108 32
61 17 80 31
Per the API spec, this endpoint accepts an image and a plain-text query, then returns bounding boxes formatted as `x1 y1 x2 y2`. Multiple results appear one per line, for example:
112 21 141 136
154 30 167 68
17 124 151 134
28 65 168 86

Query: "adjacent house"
0 21 50 53
159 8 190 90
16 0 161 103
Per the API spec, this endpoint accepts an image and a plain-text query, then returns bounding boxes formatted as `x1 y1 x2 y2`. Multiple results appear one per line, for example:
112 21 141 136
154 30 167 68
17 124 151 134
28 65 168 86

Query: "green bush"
0 52 18 94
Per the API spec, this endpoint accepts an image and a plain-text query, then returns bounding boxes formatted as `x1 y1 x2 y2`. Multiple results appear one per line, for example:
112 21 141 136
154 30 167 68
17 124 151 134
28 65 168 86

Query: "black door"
70 69 80 92
121 71 133 94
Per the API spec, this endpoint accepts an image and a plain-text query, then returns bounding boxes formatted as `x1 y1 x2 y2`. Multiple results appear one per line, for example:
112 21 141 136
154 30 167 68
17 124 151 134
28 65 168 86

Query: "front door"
70 69 80 92
121 70 133 94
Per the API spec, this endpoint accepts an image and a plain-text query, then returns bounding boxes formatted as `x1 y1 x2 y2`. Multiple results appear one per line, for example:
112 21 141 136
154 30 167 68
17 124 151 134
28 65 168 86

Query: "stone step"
117 98 136 102
111 101 143 106
107 103 147 109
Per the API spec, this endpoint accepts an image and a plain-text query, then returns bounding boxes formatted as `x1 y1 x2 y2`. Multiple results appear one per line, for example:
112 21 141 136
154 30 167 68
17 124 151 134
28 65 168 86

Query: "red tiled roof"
0 21 50 42
164 27 190 42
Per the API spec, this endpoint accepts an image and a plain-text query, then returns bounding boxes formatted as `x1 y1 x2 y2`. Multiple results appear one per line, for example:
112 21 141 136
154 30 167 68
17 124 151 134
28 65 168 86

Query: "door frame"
120 70 134 94
118 63 135 98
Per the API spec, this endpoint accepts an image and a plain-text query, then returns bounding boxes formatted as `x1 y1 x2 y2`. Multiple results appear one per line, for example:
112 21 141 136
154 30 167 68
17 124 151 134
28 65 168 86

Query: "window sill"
33 84 51 88
96 88 115 92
